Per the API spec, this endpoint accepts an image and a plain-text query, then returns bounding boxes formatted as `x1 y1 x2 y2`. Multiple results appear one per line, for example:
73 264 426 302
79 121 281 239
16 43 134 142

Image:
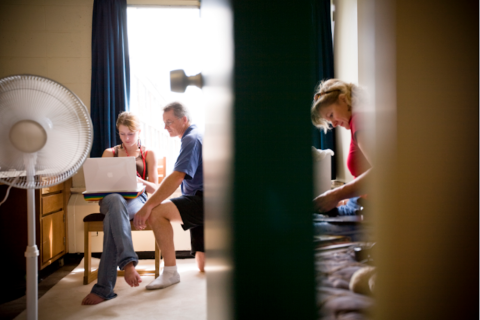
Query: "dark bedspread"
316 246 375 320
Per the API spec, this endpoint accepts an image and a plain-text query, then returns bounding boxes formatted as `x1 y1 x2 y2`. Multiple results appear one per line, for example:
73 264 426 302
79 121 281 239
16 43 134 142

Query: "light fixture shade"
0 74 93 189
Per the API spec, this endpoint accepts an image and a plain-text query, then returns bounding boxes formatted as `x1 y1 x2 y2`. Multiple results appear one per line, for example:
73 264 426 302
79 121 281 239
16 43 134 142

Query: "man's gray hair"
163 101 191 122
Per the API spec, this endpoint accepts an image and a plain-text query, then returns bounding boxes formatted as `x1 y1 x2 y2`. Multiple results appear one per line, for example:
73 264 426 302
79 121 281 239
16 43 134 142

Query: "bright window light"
127 7 204 174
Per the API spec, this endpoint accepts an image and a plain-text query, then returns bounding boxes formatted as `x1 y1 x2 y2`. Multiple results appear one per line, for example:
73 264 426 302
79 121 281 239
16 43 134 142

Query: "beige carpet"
14 258 206 320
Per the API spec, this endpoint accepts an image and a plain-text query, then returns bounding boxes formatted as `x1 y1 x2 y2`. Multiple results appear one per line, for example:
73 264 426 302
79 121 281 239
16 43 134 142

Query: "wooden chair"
157 157 166 184
83 213 161 285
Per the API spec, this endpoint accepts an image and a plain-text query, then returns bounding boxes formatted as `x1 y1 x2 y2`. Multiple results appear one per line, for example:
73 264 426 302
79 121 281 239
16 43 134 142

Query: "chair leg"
84 220 160 282
83 223 99 285
83 224 91 285
155 241 160 278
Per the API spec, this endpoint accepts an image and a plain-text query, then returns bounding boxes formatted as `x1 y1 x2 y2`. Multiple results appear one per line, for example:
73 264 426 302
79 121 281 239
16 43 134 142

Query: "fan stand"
0 75 93 320
25 153 39 320
11 121 47 320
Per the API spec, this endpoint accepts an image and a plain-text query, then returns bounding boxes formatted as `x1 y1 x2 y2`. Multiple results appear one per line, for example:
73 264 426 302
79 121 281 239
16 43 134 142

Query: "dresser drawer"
42 193 63 215
42 183 64 195
41 210 65 265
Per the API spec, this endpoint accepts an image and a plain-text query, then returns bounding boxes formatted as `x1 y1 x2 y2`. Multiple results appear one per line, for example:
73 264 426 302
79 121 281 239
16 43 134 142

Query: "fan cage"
0 74 93 189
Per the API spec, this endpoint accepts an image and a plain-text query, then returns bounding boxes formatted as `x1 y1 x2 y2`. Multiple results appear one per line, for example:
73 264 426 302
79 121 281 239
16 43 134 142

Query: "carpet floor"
13 258 206 320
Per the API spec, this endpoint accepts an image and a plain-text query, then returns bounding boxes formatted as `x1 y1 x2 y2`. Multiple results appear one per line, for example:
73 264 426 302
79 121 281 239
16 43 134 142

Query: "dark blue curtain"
312 0 336 179
90 0 130 157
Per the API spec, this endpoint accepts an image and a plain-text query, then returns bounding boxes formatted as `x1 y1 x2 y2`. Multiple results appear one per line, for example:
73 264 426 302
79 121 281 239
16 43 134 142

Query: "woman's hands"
314 170 371 213
313 189 343 213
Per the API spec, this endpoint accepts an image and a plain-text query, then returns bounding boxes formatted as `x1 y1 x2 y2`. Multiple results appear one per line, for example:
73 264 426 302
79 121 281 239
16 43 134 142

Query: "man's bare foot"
81 293 105 305
195 252 205 272
124 262 142 287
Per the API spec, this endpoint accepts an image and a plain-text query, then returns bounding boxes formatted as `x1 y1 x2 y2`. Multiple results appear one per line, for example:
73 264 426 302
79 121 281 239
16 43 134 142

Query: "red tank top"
111 145 149 179
346 114 370 178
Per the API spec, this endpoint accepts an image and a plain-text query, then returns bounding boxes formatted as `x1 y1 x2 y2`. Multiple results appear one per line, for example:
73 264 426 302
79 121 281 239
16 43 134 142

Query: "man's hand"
134 205 152 230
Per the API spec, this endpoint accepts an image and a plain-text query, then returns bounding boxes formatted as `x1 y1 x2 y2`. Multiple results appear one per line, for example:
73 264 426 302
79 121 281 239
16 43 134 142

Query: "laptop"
82 157 145 201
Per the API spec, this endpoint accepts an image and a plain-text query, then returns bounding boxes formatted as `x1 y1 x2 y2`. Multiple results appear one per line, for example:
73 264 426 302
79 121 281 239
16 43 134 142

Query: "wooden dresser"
0 179 71 274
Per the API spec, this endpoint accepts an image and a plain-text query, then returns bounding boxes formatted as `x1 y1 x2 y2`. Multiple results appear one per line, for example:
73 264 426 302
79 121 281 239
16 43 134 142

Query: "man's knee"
147 201 181 226
147 203 168 226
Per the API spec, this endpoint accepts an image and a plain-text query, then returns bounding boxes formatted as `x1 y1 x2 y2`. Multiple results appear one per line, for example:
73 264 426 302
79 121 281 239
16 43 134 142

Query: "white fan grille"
0 75 93 189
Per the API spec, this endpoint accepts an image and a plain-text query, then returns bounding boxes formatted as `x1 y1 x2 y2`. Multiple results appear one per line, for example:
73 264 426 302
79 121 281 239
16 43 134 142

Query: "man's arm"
134 170 186 229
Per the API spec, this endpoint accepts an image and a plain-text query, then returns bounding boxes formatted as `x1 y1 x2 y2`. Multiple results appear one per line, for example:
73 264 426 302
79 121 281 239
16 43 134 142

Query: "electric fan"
0 75 93 320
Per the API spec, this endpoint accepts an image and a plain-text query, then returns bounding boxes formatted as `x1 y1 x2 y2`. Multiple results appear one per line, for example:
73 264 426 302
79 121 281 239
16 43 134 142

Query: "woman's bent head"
311 79 362 133
116 112 142 147
116 111 141 132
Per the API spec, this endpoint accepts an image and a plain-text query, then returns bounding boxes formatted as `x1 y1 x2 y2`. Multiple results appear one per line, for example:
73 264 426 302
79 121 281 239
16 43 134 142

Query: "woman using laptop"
82 112 158 305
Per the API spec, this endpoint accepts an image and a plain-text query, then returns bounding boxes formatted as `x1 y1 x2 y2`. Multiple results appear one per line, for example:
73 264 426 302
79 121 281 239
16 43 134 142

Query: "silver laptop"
83 157 142 193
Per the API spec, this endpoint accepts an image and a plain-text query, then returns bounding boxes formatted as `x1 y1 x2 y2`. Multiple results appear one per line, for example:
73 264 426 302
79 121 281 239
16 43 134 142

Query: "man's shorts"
170 191 204 254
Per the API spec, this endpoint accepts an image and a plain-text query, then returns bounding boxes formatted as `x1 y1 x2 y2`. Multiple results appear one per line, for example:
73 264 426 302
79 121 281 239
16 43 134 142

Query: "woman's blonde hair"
311 79 363 133
116 111 141 132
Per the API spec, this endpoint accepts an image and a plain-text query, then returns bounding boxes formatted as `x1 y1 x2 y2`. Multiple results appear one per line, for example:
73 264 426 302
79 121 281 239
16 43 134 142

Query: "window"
127 6 204 174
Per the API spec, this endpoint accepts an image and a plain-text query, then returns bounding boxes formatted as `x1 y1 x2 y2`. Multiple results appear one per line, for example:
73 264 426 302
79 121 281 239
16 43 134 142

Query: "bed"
315 240 376 319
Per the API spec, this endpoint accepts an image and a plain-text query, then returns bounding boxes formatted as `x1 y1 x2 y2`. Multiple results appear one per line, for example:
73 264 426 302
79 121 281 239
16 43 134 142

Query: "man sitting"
134 101 205 289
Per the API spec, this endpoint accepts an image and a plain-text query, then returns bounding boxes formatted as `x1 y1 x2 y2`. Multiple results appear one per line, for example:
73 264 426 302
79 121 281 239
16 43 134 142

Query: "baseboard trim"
87 250 193 260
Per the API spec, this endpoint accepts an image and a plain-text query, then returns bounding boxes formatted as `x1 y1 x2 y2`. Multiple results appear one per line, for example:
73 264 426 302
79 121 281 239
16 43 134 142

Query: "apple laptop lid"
83 157 139 192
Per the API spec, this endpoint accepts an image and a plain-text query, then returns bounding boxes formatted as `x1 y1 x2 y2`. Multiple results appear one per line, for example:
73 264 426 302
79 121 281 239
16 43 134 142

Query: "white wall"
0 0 92 111
0 0 94 188
332 0 357 183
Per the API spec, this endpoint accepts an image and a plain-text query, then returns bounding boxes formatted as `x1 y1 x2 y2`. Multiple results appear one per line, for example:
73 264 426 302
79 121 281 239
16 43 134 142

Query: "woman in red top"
311 79 371 215
82 112 158 305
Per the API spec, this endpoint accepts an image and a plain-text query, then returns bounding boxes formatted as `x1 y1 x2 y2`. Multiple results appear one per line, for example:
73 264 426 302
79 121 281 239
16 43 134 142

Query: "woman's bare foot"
124 262 142 287
81 293 105 305
195 252 205 272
